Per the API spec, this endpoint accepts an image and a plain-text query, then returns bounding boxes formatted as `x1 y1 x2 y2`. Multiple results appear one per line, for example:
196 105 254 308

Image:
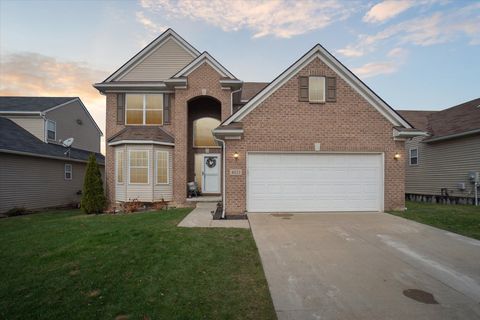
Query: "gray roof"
108 126 175 144
0 96 77 112
0 117 104 164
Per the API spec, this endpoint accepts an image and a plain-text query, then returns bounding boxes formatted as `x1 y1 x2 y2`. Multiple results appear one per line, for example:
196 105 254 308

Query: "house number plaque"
230 169 242 176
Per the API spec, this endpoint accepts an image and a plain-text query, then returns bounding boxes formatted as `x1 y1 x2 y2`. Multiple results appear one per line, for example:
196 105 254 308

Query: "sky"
1 0 479 153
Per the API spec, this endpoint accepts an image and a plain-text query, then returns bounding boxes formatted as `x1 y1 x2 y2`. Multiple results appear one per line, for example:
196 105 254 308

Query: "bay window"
156 151 169 184
129 150 149 184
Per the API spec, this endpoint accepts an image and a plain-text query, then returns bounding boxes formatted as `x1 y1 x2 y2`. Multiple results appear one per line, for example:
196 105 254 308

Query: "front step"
186 196 222 203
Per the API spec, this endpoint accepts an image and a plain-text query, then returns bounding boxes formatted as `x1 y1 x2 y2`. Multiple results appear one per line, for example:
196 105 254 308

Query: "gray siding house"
399 98 480 204
0 97 104 213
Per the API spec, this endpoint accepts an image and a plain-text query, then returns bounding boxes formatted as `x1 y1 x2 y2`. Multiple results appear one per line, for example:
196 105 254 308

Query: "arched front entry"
187 96 222 194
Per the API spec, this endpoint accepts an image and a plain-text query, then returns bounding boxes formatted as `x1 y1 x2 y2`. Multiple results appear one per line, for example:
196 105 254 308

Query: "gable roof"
398 97 480 142
223 44 412 128
0 117 104 164
0 97 76 113
0 96 103 136
171 51 237 80
107 126 175 146
103 29 200 83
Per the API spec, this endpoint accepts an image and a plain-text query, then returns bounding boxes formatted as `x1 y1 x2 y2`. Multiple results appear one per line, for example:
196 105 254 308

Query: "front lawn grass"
388 201 480 240
0 209 276 320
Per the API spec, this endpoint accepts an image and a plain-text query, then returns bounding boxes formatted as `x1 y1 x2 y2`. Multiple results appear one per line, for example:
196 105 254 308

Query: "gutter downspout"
213 135 227 219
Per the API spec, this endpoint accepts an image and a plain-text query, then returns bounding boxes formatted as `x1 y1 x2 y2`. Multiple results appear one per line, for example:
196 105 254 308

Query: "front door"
202 154 221 193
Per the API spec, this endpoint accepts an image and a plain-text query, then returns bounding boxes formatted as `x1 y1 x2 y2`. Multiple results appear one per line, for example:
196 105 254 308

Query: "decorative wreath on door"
206 157 217 168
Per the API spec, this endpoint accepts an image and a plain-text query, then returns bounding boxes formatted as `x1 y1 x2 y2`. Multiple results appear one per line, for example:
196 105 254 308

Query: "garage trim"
246 151 385 213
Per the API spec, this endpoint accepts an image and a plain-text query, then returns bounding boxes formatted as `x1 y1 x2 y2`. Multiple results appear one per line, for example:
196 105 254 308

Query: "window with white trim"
409 148 418 165
129 150 149 184
47 120 56 140
64 164 72 180
116 150 124 184
308 76 325 103
193 117 221 147
125 94 163 125
156 151 169 184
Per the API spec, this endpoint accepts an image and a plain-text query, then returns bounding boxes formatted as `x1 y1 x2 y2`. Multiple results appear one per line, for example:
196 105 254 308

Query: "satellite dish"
62 137 74 148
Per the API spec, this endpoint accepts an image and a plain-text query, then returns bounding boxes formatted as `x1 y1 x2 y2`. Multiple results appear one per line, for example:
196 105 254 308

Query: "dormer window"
47 120 56 140
125 94 163 125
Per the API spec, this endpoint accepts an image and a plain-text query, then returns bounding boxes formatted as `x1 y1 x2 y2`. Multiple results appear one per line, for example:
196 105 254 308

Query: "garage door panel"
247 153 383 212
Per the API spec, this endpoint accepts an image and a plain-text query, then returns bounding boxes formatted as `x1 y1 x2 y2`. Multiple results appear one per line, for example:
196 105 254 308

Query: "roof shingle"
0 117 104 164
108 126 174 144
0 97 77 112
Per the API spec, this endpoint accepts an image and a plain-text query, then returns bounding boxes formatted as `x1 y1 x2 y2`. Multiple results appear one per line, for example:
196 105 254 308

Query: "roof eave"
422 128 480 143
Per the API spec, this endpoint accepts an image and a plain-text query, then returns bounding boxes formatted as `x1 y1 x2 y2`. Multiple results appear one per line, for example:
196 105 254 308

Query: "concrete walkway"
249 212 480 320
178 202 249 228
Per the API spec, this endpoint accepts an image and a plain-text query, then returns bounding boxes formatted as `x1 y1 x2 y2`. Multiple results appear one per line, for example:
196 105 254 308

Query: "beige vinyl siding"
405 134 480 198
114 144 173 202
46 100 101 153
6 116 45 141
0 153 105 213
119 38 195 81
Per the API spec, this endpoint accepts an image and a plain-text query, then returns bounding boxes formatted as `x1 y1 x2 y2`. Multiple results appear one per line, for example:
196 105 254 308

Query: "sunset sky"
1 0 479 152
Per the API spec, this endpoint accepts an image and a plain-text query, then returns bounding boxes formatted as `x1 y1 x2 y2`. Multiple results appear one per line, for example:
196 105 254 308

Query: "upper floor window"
193 117 221 148
299 76 335 103
47 120 56 140
125 94 163 125
308 76 325 103
409 148 418 165
64 164 72 180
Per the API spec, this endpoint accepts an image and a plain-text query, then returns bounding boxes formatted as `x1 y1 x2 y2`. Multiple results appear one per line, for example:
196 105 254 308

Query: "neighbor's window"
409 148 418 165
156 151 169 184
116 150 124 184
129 150 149 184
47 120 56 140
193 117 221 147
125 94 163 125
309 76 325 103
64 164 72 180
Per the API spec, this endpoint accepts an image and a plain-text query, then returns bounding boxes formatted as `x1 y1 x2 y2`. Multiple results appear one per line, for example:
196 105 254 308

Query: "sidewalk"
178 202 250 229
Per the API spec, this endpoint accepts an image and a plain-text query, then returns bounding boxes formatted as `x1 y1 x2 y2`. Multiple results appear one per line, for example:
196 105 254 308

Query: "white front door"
202 154 221 193
247 153 383 212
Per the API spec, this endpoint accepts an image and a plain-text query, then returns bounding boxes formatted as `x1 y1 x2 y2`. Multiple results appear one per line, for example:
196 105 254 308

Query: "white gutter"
423 128 480 143
213 135 227 219
212 129 244 134
108 140 175 147
393 129 428 139
0 111 42 115
0 148 104 165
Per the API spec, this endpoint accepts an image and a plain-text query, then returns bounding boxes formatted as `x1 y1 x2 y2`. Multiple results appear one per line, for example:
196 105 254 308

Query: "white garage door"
247 153 383 212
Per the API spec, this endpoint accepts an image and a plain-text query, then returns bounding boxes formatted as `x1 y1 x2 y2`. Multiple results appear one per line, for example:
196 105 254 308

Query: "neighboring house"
94 29 424 217
398 98 480 204
0 97 104 213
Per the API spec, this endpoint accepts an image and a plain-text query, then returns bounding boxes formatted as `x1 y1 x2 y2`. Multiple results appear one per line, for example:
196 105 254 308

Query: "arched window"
193 117 220 147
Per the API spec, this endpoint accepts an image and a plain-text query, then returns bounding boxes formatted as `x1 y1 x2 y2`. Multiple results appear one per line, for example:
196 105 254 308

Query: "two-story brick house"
94 29 424 217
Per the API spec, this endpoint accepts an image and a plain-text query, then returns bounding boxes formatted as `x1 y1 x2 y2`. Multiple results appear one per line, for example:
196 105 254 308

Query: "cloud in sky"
353 47 409 78
136 11 167 34
339 3 480 58
139 0 354 38
0 52 108 151
363 0 415 23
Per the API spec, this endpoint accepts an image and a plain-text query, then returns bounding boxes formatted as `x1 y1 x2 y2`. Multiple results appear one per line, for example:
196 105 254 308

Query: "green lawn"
0 209 276 320
388 201 480 240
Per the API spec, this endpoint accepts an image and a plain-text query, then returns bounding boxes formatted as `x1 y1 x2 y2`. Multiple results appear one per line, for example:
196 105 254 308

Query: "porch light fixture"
394 153 401 160
233 152 239 160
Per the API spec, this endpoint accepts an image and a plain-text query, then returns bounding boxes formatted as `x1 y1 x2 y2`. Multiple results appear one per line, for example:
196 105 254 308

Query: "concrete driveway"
249 212 480 320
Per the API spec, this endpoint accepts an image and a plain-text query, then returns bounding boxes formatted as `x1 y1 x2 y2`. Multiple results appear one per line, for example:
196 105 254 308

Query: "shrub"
5 207 28 217
81 154 106 214
120 199 143 213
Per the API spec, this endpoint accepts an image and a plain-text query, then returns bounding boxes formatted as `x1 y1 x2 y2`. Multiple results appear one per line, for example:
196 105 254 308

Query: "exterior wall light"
394 153 401 160
233 152 239 159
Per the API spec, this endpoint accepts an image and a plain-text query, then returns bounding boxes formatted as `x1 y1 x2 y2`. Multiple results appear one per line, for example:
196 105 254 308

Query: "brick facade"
223 57 406 215
104 54 406 213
